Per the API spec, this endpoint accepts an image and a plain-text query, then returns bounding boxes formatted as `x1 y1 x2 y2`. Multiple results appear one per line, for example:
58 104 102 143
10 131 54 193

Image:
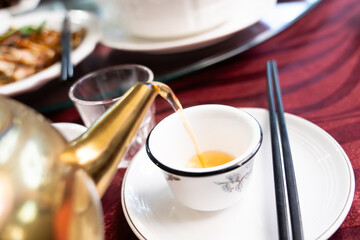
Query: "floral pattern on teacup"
215 170 251 193
166 174 181 181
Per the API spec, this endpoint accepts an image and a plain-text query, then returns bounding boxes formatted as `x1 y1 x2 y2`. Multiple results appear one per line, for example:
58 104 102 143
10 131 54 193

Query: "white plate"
51 122 87 141
101 0 276 54
0 10 11 35
0 10 101 96
122 108 355 240
5 0 40 15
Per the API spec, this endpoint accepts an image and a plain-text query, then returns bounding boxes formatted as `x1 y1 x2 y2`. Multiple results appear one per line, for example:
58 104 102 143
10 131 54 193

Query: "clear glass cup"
69 64 156 163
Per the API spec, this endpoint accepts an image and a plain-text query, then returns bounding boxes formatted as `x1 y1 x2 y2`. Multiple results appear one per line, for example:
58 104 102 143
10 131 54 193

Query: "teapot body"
0 82 162 239
0 97 104 239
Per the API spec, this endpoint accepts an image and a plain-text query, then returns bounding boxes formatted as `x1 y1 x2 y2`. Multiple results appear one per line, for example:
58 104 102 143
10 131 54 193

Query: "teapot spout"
60 82 157 196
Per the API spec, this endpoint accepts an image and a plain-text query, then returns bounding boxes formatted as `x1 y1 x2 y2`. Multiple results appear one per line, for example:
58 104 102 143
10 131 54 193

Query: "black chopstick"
266 60 304 240
61 12 73 81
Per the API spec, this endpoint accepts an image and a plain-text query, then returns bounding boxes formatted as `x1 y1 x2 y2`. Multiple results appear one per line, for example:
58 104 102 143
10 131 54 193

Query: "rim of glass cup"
68 64 154 106
145 106 263 177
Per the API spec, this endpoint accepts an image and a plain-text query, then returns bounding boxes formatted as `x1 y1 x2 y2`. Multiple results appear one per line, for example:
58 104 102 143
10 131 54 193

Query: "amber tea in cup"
186 151 235 168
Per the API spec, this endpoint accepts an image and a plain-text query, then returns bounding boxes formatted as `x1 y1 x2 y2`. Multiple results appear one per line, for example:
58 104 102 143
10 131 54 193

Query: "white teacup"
146 104 262 211
98 0 235 39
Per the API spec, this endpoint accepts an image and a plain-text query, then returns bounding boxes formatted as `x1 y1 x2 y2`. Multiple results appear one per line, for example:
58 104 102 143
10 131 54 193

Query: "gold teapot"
0 82 170 240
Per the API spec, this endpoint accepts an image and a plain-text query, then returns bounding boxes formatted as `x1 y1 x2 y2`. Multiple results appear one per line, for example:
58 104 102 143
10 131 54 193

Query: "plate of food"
0 10 101 96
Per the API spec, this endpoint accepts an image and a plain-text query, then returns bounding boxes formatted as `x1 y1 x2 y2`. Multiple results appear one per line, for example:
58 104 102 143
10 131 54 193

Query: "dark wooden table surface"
11 0 360 239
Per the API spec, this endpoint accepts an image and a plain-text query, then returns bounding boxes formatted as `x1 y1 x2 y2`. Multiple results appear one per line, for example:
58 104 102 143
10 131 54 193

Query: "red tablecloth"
13 0 360 239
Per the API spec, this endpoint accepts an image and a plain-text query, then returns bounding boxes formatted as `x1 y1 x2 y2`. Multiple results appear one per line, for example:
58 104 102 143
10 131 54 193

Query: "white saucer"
121 108 355 240
101 0 276 54
51 122 87 141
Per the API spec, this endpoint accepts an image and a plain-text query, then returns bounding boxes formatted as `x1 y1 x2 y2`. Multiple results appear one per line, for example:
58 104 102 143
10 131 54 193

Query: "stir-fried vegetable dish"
0 22 86 86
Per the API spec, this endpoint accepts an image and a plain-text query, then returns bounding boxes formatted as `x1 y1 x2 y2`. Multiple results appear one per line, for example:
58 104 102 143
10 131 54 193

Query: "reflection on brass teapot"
0 81 176 240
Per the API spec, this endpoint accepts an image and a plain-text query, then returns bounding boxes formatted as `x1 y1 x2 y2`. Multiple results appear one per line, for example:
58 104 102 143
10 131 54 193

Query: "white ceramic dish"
52 122 87 141
101 0 276 54
0 10 101 96
0 9 11 34
122 108 355 240
99 0 236 39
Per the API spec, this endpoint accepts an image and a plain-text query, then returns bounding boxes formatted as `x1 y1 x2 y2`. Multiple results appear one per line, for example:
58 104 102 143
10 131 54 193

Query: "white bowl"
98 0 236 39
146 104 262 211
